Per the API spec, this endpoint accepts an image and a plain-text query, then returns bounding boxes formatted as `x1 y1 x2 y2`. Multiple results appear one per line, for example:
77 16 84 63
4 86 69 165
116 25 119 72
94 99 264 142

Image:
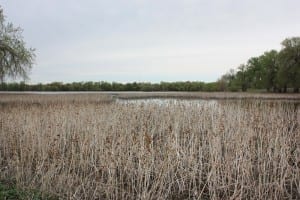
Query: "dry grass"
116 91 300 100
0 94 299 199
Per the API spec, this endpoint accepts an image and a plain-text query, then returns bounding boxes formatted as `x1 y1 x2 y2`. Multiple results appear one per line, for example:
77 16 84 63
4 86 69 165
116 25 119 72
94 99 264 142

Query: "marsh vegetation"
0 94 299 199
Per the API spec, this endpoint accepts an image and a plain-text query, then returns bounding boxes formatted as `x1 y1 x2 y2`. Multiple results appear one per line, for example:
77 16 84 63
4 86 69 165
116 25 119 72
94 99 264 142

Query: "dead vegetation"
0 94 299 199
115 91 300 100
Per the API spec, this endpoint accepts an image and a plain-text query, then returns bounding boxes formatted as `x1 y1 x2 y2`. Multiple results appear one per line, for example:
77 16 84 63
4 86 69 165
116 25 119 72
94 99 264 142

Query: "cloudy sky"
1 0 300 83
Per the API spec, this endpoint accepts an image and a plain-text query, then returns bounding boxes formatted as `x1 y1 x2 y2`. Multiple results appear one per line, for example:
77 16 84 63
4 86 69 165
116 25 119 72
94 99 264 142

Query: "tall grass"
0 95 299 199
116 91 300 100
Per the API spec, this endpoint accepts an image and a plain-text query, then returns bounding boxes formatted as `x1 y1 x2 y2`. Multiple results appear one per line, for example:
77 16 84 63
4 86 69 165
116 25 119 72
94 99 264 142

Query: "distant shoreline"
0 91 299 101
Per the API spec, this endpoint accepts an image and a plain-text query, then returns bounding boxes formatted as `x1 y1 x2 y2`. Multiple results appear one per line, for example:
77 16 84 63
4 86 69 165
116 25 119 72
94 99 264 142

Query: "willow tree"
0 7 35 83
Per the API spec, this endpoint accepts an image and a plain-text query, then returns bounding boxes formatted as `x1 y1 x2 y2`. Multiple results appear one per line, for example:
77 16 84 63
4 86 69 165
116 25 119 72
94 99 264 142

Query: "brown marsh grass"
116 91 300 100
0 94 299 199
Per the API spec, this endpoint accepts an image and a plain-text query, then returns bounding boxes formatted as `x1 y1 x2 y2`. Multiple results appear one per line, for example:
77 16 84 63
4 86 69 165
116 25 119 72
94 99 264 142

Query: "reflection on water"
116 98 300 110
116 98 218 106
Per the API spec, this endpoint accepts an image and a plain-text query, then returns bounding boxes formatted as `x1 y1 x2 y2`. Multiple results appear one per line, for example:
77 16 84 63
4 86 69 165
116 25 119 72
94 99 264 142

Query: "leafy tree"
111 82 124 91
100 81 112 91
246 57 263 89
235 64 250 91
259 50 278 92
218 38 300 93
140 82 156 91
277 37 300 92
217 69 236 91
203 82 218 92
245 51 279 91
0 7 35 83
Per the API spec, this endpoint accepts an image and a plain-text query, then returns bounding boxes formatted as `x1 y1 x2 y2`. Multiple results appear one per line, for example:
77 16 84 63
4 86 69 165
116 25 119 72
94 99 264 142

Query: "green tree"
217 69 236 91
259 50 278 92
235 64 250 91
246 57 263 89
277 37 300 93
245 51 279 91
100 81 112 91
0 7 35 83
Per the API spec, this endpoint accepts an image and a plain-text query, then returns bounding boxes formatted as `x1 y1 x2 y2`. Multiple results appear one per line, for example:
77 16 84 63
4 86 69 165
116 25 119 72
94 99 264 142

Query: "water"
116 98 219 107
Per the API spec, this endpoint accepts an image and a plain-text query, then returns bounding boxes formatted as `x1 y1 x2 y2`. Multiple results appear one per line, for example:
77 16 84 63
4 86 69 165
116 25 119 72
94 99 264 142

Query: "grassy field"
0 93 299 199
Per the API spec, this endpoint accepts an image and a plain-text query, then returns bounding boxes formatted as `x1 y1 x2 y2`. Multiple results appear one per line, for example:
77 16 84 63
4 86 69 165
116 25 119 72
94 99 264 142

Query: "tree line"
217 37 300 93
0 81 221 92
1 35 299 92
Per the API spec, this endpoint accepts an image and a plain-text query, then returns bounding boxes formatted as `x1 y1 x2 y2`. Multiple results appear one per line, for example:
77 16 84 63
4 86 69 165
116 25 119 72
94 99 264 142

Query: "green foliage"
0 181 57 200
203 82 218 91
220 37 300 93
277 37 300 92
236 64 250 92
0 7 35 83
0 81 213 92
259 50 278 91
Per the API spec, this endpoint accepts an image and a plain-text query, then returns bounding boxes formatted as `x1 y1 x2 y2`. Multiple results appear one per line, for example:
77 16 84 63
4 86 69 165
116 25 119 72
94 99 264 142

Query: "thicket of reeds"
0 94 299 199
116 91 300 100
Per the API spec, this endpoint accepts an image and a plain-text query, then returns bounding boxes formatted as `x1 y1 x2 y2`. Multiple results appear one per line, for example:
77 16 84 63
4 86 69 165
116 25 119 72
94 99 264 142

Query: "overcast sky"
1 0 300 83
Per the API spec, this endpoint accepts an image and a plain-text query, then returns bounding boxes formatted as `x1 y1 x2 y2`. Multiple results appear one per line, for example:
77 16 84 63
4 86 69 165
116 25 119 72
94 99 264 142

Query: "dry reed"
0 94 299 199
